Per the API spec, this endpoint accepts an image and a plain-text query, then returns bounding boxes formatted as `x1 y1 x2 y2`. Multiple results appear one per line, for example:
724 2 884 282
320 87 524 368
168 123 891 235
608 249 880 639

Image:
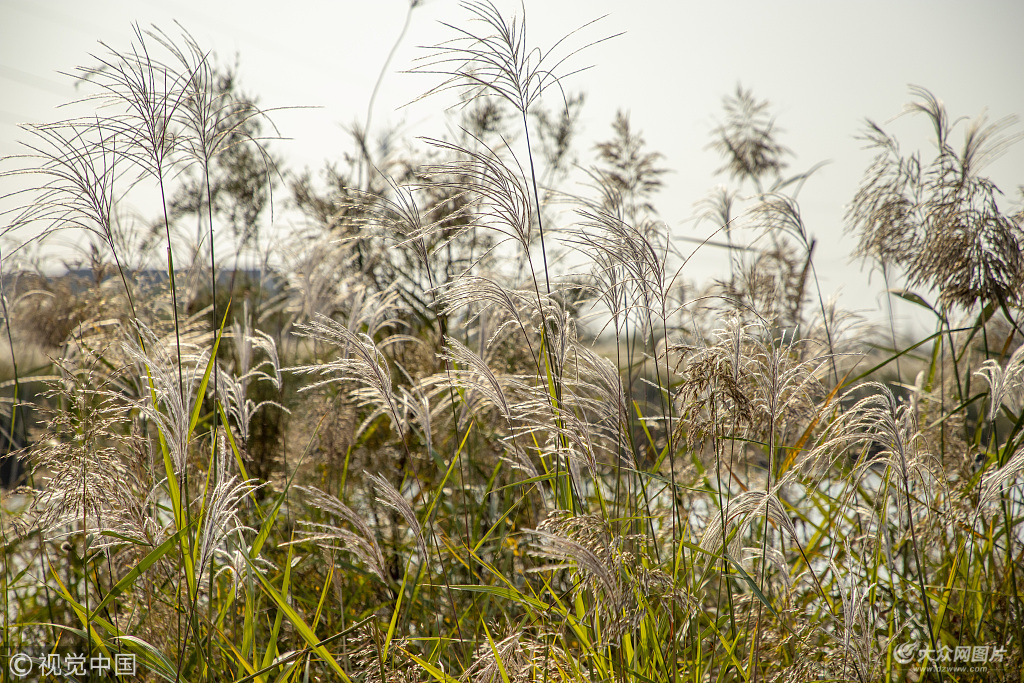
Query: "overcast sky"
2 0 1023 337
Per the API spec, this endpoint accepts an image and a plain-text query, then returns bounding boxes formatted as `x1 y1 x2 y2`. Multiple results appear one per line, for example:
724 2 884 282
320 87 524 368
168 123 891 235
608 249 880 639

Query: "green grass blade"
91 527 187 619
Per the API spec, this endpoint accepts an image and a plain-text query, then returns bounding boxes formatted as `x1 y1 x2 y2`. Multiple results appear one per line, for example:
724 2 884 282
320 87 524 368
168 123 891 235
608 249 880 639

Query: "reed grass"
1 4 1022 682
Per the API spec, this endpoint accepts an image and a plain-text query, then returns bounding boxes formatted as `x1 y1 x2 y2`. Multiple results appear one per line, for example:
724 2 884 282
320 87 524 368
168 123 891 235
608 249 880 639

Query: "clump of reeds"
1 3 1022 682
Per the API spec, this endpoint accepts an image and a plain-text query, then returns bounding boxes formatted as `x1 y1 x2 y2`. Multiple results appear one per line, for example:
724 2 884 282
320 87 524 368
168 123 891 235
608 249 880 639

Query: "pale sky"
2 0 1023 338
